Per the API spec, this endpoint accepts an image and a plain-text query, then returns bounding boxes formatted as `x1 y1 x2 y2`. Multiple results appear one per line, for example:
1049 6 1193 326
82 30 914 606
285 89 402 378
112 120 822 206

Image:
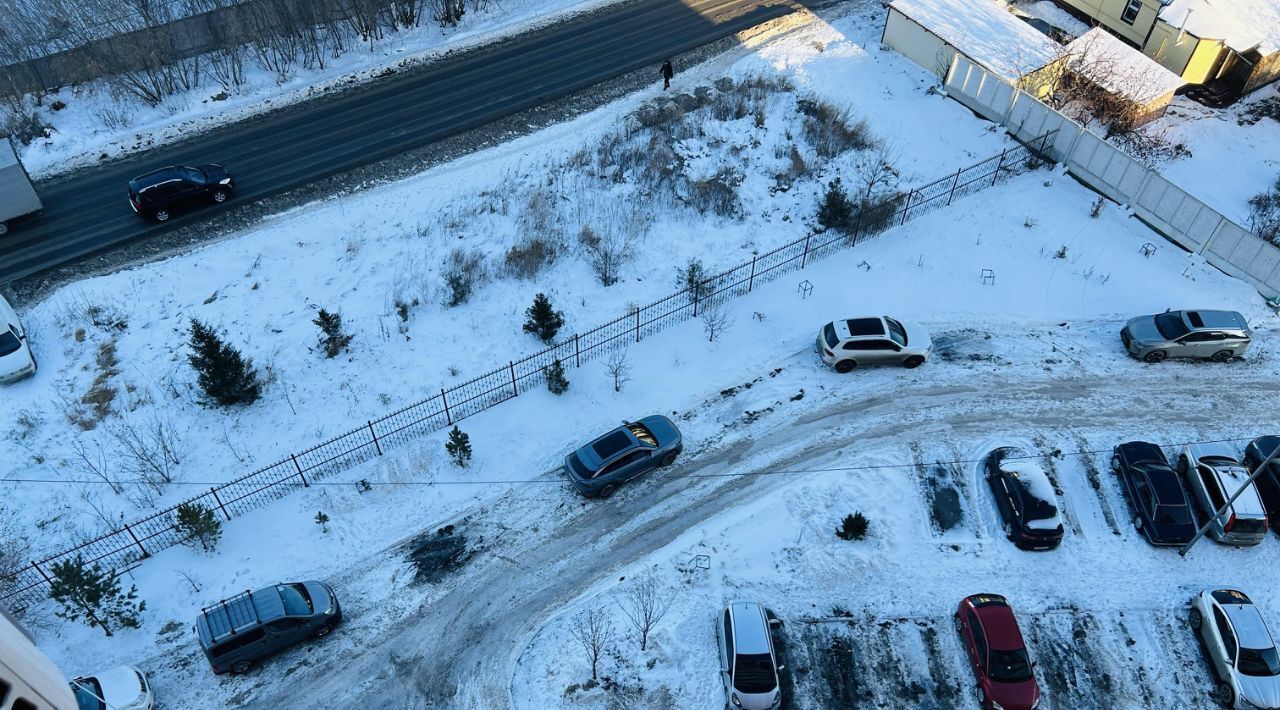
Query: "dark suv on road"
195 580 340 674
128 164 233 222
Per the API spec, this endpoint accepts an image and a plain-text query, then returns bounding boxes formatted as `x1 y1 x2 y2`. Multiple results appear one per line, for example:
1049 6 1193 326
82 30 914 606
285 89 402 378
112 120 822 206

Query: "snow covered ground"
10 0 627 178
7 2 1280 709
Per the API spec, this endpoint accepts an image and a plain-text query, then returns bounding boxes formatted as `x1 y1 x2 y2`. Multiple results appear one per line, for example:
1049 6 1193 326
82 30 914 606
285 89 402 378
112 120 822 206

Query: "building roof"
1065 27 1185 104
888 0 1060 78
1160 0 1280 55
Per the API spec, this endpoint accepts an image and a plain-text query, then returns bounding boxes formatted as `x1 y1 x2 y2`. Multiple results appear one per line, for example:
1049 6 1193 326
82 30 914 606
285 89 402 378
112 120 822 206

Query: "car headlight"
730 693 742 707
1031 697 1040 709
219 177 232 185
991 702 1004 710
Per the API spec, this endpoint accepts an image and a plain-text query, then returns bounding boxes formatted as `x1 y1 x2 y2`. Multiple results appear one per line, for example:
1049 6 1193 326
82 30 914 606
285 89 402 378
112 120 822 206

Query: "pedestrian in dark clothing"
661 60 674 90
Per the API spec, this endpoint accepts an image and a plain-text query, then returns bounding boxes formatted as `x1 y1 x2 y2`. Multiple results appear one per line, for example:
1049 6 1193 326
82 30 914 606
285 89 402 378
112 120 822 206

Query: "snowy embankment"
11 0 627 178
8 4 1277 708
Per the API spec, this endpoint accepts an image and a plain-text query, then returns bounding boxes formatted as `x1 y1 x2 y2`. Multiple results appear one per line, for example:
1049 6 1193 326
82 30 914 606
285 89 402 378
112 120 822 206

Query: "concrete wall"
882 8 957 80
944 53 1280 300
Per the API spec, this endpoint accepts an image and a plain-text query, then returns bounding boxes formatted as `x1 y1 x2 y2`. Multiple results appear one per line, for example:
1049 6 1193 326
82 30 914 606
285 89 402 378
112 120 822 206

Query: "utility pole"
1180 443 1280 557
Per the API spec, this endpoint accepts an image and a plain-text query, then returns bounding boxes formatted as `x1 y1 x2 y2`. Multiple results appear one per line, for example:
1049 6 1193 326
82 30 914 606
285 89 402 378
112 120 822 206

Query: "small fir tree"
48 557 145 637
835 512 869 541
445 426 472 467
174 502 222 552
546 359 569 395
315 511 330 532
677 258 710 301
522 293 566 343
314 308 354 358
187 319 261 406
816 177 855 233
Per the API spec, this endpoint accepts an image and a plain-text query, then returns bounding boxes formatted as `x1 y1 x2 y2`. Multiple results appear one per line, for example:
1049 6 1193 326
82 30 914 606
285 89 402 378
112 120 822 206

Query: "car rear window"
987 648 1033 682
591 430 632 460
733 653 777 694
1154 505 1191 526
567 453 593 479
823 323 838 349
1228 516 1267 536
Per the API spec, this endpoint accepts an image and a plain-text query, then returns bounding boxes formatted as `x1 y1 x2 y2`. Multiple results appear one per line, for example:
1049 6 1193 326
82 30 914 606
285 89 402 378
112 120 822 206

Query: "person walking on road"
661 59 674 90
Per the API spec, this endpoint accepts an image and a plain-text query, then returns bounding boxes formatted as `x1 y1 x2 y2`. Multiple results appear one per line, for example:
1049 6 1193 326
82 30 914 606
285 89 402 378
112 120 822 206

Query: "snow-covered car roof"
1002 460 1056 505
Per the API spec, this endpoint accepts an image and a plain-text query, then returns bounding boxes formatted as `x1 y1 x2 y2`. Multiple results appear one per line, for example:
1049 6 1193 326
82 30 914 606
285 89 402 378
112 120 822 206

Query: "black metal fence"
0 132 1054 611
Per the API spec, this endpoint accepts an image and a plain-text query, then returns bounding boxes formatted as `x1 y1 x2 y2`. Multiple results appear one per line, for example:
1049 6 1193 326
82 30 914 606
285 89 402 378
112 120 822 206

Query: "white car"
716 602 783 710
1191 589 1280 709
0 293 35 383
70 665 155 710
816 316 932 372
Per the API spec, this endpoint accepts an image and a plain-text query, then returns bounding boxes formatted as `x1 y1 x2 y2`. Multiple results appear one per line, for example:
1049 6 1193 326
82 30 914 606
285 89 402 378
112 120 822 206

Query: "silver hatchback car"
1120 309 1250 363
716 602 783 710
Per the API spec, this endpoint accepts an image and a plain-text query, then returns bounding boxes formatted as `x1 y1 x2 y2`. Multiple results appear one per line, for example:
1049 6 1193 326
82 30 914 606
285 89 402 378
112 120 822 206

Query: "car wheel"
230 660 253 675
1189 607 1203 629
1210 350 1233 363
1003 521 1013 539
1143 350 1166 363
1111 455 1122 473
902 355 925 369
598 484 617 499
313 622 334 639
834 360 856 374
212 189 228 203
1133 515 1143 529
953 616 964 633
154 209 171 222
0 221 8 236
660 451 678 467
1215 682 1235 705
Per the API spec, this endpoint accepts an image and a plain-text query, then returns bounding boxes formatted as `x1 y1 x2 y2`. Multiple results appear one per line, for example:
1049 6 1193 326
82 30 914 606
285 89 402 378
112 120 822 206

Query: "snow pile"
1160 0 1280 54
1065 27 1185 104
889 0 1060 77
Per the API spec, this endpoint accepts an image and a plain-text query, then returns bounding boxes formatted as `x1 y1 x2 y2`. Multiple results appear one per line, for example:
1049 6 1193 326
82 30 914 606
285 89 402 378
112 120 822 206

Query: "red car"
954 594 1041 710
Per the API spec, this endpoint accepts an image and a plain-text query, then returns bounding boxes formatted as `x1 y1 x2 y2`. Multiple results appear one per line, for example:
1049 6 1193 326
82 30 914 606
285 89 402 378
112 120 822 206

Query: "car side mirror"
768 618 783 628
1032 661 1038 668
776 664 786 671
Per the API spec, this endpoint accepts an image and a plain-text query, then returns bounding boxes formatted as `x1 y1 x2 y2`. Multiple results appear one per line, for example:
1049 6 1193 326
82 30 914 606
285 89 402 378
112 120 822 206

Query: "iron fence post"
509 361 518 396
368 421 382 456
991 148 1008 186
801 233 811 268
31 560 52 584
441 388 452 425
748 256 757 292
692 286 700 317
635 309 641 343
291 454 309 487
900 189 914 226
123 523 147 557
574 334 581 368
210 487 231 520
946 167 962 205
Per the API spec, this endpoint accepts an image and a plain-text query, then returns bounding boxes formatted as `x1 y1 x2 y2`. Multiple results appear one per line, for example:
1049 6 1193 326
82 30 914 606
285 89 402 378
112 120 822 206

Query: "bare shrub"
68 439 123 494
798 98 873 157
441 249 485 307
504 237 557 279
0 501 32 604
110 416 184 492
1248 176 1280 245
688 167 744 219
615 573 675 650
568 607 615 681
95 105 134 130
700 301 732 342
852 143 901 202
604 348 632 393
1109 129 1190 168
578 226 627 287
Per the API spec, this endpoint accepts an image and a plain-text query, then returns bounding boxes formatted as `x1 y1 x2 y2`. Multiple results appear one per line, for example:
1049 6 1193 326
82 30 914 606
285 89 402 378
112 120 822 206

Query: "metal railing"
0 131 1054 611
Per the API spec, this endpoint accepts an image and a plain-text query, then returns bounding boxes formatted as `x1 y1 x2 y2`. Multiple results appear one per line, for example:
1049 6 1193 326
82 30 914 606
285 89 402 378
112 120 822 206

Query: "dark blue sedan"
1111 441 1197 545
564 416 682 498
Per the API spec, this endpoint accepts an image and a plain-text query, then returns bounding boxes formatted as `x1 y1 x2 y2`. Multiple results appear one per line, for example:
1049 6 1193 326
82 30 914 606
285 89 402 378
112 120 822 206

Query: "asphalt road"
0 0 807 283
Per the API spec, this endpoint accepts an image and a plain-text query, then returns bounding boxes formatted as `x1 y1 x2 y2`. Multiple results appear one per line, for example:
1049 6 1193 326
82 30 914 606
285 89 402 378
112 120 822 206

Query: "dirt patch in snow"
406 524 475 584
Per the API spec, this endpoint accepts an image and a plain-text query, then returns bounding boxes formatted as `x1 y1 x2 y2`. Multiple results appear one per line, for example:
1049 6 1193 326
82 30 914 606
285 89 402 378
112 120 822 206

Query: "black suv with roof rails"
128 164 234 222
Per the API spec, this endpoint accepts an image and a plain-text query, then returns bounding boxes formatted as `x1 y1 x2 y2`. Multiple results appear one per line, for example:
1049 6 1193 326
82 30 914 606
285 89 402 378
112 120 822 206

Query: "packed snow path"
0 0 807 283
218 361 1280 709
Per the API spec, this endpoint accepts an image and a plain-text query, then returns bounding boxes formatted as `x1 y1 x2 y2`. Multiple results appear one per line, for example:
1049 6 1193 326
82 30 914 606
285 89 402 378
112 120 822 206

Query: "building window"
1121 0 1143 24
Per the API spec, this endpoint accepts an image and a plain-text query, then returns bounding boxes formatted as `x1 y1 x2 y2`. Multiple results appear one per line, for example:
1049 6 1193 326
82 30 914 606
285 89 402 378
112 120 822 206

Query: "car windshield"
823 323 838 349
71 677 104 710
1239 647 1280 677
183 166 206 183
1154 504 1191 526
733 653 777 694
885 317 908 346
1153 312 1190 340
278 583 313 616
988 648 1034 682
0 328 20 357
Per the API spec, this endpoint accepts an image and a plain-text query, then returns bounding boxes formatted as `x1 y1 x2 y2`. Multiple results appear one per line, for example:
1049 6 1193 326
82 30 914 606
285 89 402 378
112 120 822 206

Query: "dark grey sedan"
564 416 682 498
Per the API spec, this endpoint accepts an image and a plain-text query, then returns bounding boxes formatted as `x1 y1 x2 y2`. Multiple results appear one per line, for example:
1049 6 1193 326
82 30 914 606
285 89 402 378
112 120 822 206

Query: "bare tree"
614 573 675 651
604 348 632 393
110 415 184 491
853 142 900 203
567 607 615 681
700 301 732 343
579 225 628 287
68 438 123 494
